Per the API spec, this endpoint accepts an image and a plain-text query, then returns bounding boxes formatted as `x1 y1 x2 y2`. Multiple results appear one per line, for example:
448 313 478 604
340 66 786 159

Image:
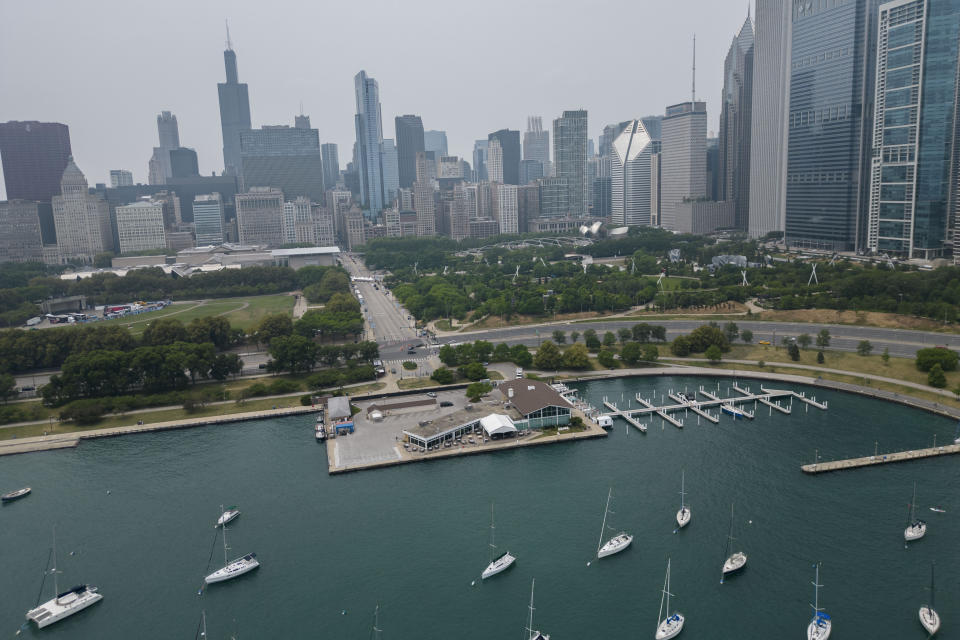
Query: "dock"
802 443 960 474
634 395 684 428
602 400 648 432
669 392 720 424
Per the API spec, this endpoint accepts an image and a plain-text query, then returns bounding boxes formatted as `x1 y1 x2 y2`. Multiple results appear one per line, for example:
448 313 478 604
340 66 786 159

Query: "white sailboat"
597 487 633 559
655 558 684 639
481 502 516 580
720 503 747 582
371 603 382 640
806 562 831 640
25 527 103 629
918 561 940 635
205 504 259 584
675 471 690 529
904 482 927 542
216 506 240 528
524 578 550 640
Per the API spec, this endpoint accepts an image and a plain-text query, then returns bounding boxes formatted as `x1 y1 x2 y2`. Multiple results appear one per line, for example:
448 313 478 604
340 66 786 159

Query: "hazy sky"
1 0 752 199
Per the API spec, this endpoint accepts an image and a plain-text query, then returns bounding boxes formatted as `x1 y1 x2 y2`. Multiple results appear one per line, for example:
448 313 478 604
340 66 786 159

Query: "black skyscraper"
488 129 521 185
395 115 424 189
170 148 200 178
218 32 252 178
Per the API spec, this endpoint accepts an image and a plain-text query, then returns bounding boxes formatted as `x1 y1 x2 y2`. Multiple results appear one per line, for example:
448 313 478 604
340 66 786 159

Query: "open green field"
98 294 295 334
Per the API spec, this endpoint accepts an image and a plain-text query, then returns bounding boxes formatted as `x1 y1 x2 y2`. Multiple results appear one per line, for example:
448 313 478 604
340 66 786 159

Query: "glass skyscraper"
354 70 386 216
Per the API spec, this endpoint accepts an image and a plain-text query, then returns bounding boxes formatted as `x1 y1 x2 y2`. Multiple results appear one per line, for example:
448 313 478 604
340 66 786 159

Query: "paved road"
340 253 419 360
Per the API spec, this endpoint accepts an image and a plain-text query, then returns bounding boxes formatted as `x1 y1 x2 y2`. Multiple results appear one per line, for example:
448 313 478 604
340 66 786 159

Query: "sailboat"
205 504 259 584
918 561 941 635
720 503 747 582
25 526 103 628
904 482 927 542
597 487 633 558
524 578 550 640
371 603 382 640
481 502 516 580
807 562 831 640
675 472 690 529
655 558 684 639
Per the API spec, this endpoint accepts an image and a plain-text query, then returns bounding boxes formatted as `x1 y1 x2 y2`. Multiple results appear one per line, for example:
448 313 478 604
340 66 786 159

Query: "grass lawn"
397 378 438 390
97 294 295 334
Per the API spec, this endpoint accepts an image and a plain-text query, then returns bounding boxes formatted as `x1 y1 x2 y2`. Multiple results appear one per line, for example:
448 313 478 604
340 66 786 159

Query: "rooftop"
495 379 569 417
270 246 341 257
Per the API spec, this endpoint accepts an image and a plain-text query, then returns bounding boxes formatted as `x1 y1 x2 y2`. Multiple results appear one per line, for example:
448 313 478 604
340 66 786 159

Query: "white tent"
480 414 517 437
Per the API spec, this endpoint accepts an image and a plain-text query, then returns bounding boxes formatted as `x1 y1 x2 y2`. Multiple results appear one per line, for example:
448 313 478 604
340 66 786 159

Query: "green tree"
268 334 318 373
459 362 487 381
430 367 455 384
493 342 512 361
642 344 659 363
740 328 753 343
255 313 294 346
915 347 958 372
0 373 16 403
562 343 591 369
856 340 873 356
788 343 801 361
797 333 812 350
597 349 618 368
583 329 601 350
928 363 947 388
671 336 692 357
510 344 533 368
816 329 831 349
438 344 459 367
705 344 722 363
723 322 739 342
620 342 642 366
817 351 825 364
617 327 632 344
881 348 890 366
632 323 652 343
552 330 566 344
570 331 580 343
533 340 564 370
465 381 493 402
687 325 730 353
141 318 189 346
93 252 116 268
602 331 617 348
402 361 417 370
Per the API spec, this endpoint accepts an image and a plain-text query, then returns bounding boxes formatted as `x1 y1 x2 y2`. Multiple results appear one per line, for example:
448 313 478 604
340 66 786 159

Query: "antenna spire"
225 19 233 50
691 34 696 103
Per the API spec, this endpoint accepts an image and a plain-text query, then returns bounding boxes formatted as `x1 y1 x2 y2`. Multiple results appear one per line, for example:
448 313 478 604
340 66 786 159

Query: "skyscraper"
523 116 550 176
354 70 386 215
0 121 72 203
718 15 754 230
487 139 504 184
785 0 880 250
321 143 340 190
193 193 225 246
472 140 488 182
487 129 521 184
380 138 399 206
240 122 324 202
51 159 112 262
116 200 167 254
395 115 424 189
235 187 284 246
867 0 960 259
170 147 200 179
149 111 180 184
553 110 589 216
660 101 708 230
748 0 791 238
0 200 43 263
610 119 656 227
491 183 519 234
110 170 133 188
218 33 252 178
424 130 449 158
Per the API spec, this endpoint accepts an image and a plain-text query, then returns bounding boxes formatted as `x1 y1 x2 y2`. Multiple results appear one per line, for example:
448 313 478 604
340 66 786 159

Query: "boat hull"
676 508 690 529
656 613 685 639
904 522 926 541
2 487 31 502
216 510 240 527
919 607 940 635
26 586 102 628
807 618 831 640
205 553 259 584
482 552 516 580
722 552 747 575
598 533 632 558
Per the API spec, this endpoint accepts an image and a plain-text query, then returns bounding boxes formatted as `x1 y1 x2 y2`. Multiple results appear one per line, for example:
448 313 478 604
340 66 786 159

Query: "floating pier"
601 399 648 432
634 395 684 428
669 392 720 424
802 444 960 474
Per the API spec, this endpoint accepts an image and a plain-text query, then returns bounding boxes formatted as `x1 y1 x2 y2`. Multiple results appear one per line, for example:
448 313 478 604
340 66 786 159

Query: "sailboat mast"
220 505 229 567
665 558 672 616
52 525 59 597
598 489 612 552
930 562 936 611
490 502 497 562
910 482 917 522
811 562 822 616
680 471 686 510
527 579 536 639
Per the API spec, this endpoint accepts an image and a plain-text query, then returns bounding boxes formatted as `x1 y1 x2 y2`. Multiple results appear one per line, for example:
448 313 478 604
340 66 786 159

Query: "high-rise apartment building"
0 200 44 262
523 116 550 175
240 122 324 202
314 203 335 246
785 0 880 250
660 102 707 230
110 170 134 188
867 0 960 259
472 140 488 182
395 115 424 189
321 143 340 190
487 130 521 184
380 139 399 205
51 159 111 262
218 36 252 177
235 187 284 246
748 0 792 238
281 196 314 245
413 180 436 237
491 183 519 234
116 200 167 254
354 70 386 215
424 130 448 158
553 110 589 217
487 139 504 184
451 184 471 241
719 15 755 230
193 193 225 246
611 119 656 227
0 121 72 202
520 159 544 185
538 177 570 217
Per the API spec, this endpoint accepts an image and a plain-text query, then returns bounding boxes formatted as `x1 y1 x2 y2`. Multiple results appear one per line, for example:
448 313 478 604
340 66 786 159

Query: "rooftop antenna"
225 19 233 51
691 34 696 102
299 100 304 116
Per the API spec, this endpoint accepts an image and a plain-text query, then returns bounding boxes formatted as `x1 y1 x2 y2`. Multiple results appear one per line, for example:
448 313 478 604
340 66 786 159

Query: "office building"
51 159 111 262
240 122 324 202
491 184 519 234
719 15 754 230
218 34 252 177
469 217 499 239
472 140 488 182
785 0 880 250
193 193 225 245
706 137 722 201
539 177 569 217
314 203 335 246
487 139 504 183
660 101 707 230
150 111 180 184
0 200 44 262
413 179 436 237
748 0 792 238
346 207 366 249
170 147 200 178
282 196 314 245
867 0 960 259
599 121 631 157
395 115 424 189
488 129 521 184
593 176 612 218
116 200 167 254
381 138 399 205
235 187 284 246
673 200 735 234
520 159 544 185
354 70 386 215
424 130 448 158
321 143 340 190
517 184 541 230
553 110 589 216
524 116 550 175
109 170 134 188
611 119 656 227
450 184 471 241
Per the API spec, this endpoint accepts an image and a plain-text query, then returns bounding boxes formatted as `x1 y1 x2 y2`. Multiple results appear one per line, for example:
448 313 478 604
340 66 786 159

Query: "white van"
515 367 523 379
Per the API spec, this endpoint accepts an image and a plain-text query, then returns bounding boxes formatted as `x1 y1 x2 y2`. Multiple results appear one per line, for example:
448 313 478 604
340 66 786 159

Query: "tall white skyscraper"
116 200 166 254
660 102 707 230
380 138 399 206
491 183 519 234
610 119 655 227
523 116 550 172
149 111 180 185
354 70 385 216
487 139 504 183
52 158 111 262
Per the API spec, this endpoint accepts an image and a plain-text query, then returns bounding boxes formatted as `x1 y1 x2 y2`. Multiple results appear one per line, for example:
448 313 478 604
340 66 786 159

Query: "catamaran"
597 487 633 558
904 482 927 542
919 561 941 635
25 527 103 629
807 562 831 640
655 558 684 639
481 502 515 580
676 472 690 529
721 503 747 582
216 506 240 528
524 578 550 640
205 505 259 584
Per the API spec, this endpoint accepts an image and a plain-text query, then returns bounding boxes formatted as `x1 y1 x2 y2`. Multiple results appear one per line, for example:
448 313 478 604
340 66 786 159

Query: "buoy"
341 610 346 615
748 520 753 524
586 561 591 567
106 490 111 495
471 580 476 586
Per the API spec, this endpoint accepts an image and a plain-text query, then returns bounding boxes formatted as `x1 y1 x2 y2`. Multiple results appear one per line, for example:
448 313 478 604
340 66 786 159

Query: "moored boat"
481 502 516 580
597 487 633 558
216 506 240 528
2 486 31 502
205 504 259 584
25 527 103 629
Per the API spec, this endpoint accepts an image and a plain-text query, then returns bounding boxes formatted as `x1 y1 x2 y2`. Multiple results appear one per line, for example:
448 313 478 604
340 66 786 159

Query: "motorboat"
216 506 240 528
25 527 103 629
721 404 745 419
655 558 684 639
2 487 31 502
597 488 633 559
315 424 327 441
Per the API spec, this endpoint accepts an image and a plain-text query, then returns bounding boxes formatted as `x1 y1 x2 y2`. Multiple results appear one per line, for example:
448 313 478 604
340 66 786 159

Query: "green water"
1 375 958 639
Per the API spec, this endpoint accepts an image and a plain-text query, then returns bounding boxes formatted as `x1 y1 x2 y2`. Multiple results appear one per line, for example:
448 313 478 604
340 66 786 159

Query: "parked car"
440 401 453 407
427 392 437 398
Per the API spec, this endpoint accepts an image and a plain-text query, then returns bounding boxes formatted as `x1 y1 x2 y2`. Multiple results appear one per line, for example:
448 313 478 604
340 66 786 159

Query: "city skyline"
0 0 748 199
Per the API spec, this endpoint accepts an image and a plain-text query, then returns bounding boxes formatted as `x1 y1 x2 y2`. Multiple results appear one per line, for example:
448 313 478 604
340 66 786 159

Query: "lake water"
1 375 957 639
